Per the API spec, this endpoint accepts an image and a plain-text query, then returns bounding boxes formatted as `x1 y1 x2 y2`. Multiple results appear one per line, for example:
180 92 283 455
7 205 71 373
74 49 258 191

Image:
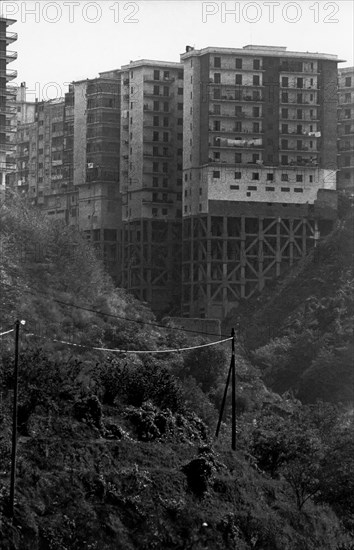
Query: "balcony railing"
0 50 17 62
0 31 18 43
0 69 17 81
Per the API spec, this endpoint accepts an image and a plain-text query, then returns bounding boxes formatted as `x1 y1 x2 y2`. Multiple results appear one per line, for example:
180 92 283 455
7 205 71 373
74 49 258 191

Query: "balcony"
0 69 17 81
143 75 175 83
0 50 17 63
0 31 18 44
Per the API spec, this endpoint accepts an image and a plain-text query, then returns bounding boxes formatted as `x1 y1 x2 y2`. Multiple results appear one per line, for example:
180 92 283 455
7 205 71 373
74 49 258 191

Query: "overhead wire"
25 332 233 354
1 280 230 339
0 328 14 337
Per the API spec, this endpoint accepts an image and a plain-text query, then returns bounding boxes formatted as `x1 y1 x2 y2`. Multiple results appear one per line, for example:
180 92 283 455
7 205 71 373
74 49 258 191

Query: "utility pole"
9 319 21 519
215 328 236 451
231 327 236 451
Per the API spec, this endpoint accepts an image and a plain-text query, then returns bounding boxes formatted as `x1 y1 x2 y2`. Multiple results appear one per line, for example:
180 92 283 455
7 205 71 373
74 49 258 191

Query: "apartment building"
118 60 184 314
9 75 122 281
0 17 17 194
180 45 341 319
337 67 354 193
66 75 122 279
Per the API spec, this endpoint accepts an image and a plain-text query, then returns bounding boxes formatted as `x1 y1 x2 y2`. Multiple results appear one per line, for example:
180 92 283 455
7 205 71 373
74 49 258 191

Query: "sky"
2 0 353 100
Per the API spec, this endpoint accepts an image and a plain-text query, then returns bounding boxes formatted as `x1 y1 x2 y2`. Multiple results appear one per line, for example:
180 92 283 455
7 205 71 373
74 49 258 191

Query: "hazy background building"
0 17 17 195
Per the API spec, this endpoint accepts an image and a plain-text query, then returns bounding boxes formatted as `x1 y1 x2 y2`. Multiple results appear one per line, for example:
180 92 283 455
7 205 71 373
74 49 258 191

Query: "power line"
25 332 232 354
0 328 14 337
2 281 228 339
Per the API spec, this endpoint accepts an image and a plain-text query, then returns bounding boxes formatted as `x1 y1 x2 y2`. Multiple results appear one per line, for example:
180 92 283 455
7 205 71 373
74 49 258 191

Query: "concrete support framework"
182 214 320 319
122 218 182 315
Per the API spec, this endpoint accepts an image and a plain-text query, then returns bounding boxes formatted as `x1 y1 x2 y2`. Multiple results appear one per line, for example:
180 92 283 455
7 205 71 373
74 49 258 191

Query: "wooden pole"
9 320 20 518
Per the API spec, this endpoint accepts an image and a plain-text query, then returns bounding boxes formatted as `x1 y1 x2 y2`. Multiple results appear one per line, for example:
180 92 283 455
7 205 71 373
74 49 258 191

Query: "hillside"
0 194 353 549
225 211 354 404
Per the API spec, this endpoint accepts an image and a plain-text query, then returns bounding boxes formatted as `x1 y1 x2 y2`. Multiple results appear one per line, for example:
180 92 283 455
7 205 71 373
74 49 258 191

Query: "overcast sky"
2 0 353 100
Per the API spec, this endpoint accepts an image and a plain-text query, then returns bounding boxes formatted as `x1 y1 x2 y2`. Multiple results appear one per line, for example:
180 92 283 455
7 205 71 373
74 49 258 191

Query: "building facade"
337 67 354 194
0 17 17 194
180 45 340 318
118 60 184 314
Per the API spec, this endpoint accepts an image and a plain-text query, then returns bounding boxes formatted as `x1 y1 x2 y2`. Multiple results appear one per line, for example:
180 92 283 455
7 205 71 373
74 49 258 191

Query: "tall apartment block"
0 17 17 194
118 60 184 314
337 67 354 193
64 75 122 279
9 75 122 281
180 45 341 319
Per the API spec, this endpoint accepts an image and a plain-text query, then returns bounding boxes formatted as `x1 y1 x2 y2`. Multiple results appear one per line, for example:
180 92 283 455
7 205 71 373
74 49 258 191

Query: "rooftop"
180 45 345 63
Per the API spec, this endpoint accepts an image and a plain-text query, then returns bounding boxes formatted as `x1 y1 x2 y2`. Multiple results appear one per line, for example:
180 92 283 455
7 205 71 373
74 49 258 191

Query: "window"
163 132 169 142
162 208 168 215
309 175 313 182
253 106 260 118
281 187 290 192
154 69 160 80
282 76 289 88
177 87 183 95
213 171 220 178
267 173 274 181
253 59 260 70
281 156 288 166
213 151 220 160
153 100 159 111
164 102 169 112
281 173 289 181
297 77 303 89
153 131 159 141
235 153 242 163
235 106 242 116
248 186 257 191
213 104 221 115
213 120 220 131
235 74 242 85
230 185 239 190
153 146 159 156
252 173 259 180
345 76 352 87
296 174 303 182
153 116 159 126
253 75 260 86
281 123 288 134
163 117 169 127
281 92 288 104
297 93 303 104
177 103 183 110
235 121 242 132
214 57 221 68
253 122 260 133
297 109 303 119
153 162 159 172
344 109 351 119
246 192 251 197
294 188 303 193
153 85 160 95
297 140 303 150
163 71 169 80
177 118 183 125
163 86 169 97
281 139 288 150
234 172 241 179
266 187 275 191
153 177 158 186
235 58 242 69
177 133 183 140
281 108 288 119
214 73 221 84
214 88 221 99
177 70 183 80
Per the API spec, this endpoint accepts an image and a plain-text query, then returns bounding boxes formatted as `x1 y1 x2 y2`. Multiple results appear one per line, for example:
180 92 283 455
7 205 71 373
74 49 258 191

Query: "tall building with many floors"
118 60 184 314
0 17 17 195
180 45 341 319
337 67 354 194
